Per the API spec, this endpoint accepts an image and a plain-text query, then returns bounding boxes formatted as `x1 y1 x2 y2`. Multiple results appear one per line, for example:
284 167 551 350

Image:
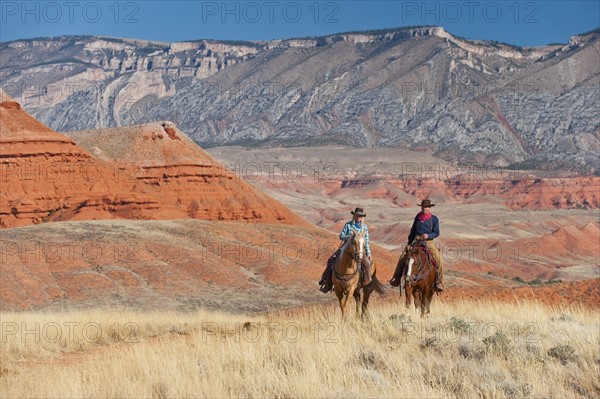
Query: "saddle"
411 239 436 268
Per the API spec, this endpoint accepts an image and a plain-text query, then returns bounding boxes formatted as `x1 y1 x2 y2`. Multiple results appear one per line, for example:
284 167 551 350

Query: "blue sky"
1 1 598 46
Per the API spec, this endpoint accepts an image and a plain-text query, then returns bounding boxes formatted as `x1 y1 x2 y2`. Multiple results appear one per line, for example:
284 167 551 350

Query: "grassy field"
1 300 598 398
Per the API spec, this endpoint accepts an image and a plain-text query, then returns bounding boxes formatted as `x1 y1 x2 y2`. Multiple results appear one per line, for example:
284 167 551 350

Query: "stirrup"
390 278 401 287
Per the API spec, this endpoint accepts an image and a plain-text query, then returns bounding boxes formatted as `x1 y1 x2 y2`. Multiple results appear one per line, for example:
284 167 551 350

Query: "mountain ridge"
1 26 598 173
4 25 599 48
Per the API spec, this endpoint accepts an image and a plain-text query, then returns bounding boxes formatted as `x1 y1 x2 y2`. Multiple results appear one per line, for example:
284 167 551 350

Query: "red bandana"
417 212 432 223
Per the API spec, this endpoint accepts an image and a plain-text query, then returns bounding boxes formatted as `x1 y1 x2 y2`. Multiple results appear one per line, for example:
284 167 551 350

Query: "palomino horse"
332 231 385 318
398 240 437 318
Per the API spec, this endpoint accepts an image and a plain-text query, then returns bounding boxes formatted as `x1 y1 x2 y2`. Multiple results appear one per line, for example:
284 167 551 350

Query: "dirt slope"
0 219 397 311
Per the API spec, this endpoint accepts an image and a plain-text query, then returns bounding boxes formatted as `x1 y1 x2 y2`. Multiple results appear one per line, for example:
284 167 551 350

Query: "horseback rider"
390 199 444 292
319 207 373 293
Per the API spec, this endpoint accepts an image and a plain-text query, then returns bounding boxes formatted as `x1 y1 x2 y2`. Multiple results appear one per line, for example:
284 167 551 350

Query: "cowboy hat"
418 199 435 207
351 207 366 217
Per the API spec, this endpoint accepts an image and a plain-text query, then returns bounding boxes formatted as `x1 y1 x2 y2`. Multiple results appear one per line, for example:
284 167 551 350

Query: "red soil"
0 219 399 311
444 279 600 310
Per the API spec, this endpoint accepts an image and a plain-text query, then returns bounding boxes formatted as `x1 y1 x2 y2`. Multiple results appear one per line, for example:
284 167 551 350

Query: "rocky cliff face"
1 36 261 128
1 27 598 172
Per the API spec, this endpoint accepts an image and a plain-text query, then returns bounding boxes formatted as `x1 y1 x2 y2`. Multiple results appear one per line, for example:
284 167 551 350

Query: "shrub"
548 345 577 365
483 331 512 356
458 343 485 360
448 317 471 334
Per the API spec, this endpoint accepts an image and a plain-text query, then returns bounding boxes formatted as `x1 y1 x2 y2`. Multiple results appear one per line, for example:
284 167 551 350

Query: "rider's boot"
389 266 402 287
435 268 444 292
319 264 333 293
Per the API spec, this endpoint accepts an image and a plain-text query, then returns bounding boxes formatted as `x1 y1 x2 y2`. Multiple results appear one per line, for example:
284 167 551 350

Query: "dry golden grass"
1 299 599 398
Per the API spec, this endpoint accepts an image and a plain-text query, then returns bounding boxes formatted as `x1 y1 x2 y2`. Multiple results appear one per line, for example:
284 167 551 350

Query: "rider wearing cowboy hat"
319 207 373 293
390 199 445 292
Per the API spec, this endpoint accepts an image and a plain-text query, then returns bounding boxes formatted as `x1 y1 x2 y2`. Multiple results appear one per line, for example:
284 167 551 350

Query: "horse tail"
371 272 387 295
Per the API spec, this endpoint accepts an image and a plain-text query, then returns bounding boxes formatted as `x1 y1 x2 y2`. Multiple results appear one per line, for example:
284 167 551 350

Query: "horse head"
404 245 423 283
351 231 366 263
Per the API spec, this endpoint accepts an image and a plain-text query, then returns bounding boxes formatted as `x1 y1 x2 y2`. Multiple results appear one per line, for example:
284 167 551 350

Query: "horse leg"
420 288 428 318
404 285 411 308
413 288 421 314
354 289 361 317
426 286 435 315
362 285 373 320
334 287 345 317
340 287 355 319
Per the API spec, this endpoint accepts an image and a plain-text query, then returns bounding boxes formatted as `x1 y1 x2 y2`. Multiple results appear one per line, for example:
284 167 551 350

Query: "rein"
333 263 358 281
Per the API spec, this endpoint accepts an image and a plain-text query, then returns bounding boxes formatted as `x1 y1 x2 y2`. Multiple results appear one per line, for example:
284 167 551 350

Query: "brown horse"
332 231 385 319
397 241 437 318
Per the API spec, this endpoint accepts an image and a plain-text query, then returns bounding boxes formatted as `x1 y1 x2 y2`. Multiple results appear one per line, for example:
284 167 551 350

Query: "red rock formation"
0 93 160 228
0 94 306 228
445 177 600 210
333 177 599 210
65 121 308 226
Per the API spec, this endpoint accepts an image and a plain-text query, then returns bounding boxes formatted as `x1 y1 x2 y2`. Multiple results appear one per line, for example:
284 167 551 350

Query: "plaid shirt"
339 221 371 256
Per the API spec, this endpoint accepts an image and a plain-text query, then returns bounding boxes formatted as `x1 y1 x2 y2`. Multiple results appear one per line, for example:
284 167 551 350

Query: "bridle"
351 228 365 264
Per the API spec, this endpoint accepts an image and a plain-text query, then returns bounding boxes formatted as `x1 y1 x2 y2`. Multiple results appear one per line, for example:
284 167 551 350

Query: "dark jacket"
407 214 440 244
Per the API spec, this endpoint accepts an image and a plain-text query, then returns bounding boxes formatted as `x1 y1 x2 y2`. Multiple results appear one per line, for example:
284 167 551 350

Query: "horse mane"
337 234 351 257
